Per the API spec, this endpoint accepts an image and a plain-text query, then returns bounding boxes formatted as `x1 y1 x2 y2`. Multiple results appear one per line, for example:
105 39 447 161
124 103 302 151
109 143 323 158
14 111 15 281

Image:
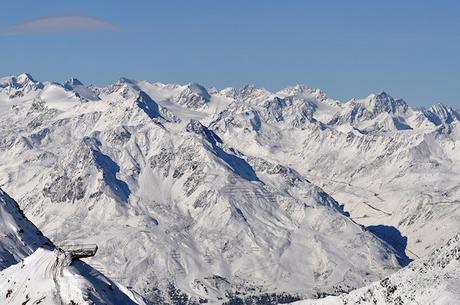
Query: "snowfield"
0 73 459 304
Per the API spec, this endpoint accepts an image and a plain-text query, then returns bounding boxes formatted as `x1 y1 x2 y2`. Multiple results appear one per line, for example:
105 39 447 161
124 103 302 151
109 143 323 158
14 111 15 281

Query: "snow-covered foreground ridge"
289 233 460 305
0 248 149 305
0 188 148 305
0 73 459 304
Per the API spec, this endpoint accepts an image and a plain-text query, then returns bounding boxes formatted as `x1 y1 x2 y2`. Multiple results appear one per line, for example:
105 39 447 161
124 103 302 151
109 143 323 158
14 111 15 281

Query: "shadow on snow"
367 224 412 266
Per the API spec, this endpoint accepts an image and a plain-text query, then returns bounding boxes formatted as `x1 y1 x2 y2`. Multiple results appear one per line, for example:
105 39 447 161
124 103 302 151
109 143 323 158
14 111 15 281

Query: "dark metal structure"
59 244 98 260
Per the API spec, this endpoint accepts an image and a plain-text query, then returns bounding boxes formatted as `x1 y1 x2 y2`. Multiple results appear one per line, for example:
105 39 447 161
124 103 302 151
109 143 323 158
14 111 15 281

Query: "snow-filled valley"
0 73 459 304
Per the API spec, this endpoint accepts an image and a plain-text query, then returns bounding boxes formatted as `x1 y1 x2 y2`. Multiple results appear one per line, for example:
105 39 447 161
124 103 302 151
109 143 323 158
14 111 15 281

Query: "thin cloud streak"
3 16 122 35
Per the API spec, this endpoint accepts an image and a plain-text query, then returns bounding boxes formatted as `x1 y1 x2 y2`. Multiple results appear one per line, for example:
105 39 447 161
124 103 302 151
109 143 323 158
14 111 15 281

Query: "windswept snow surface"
0 74 459 303
289 233 460 305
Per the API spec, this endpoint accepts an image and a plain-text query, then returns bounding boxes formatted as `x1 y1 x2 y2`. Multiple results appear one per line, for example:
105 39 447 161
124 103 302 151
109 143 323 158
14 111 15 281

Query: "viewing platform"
57 243 98 260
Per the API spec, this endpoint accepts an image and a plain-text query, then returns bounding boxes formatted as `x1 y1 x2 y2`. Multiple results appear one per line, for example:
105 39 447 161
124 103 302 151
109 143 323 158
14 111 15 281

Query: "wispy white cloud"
3 16 122 35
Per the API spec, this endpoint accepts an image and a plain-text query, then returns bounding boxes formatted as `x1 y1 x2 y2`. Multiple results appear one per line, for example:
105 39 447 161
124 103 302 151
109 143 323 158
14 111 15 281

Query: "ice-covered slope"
289 233 460 305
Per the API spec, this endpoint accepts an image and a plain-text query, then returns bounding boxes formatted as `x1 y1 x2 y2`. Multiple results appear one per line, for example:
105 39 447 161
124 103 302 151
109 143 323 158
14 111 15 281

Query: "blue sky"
1 0 459 107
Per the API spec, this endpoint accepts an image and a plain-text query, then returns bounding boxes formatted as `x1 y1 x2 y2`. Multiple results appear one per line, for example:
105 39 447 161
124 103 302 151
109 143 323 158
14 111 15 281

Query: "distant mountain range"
0 73 458 304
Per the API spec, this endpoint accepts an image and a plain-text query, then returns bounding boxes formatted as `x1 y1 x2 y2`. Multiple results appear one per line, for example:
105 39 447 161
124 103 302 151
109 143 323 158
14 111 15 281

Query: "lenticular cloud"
4 16 121 35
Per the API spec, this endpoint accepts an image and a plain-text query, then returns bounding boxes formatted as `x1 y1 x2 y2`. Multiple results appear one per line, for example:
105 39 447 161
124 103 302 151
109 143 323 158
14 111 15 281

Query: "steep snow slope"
0 75 405 304
289 233 460 305
0 188 149 305
0 188 50 269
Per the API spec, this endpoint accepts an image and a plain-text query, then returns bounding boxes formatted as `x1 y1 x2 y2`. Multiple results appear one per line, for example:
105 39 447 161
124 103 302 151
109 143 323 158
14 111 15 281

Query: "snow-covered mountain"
208 86 460 259
289 233 460 305
0 73 43 99
64 77 101 102
0 188 148 305
0 73 459 304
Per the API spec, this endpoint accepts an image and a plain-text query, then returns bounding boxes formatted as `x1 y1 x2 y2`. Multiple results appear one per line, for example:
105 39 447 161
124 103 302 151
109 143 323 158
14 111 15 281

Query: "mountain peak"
0 73 37 86
118 77 136 85
366 91 392 101
277 84 328 100
376 91 391 100
427 102 460 124
360 91 408 113
65 77 84 86
225 84 272 102
239 84 263 92
63 77 101 101
16 72 36 83
187 82 211 101
429 102 451 112
0 73 43 96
